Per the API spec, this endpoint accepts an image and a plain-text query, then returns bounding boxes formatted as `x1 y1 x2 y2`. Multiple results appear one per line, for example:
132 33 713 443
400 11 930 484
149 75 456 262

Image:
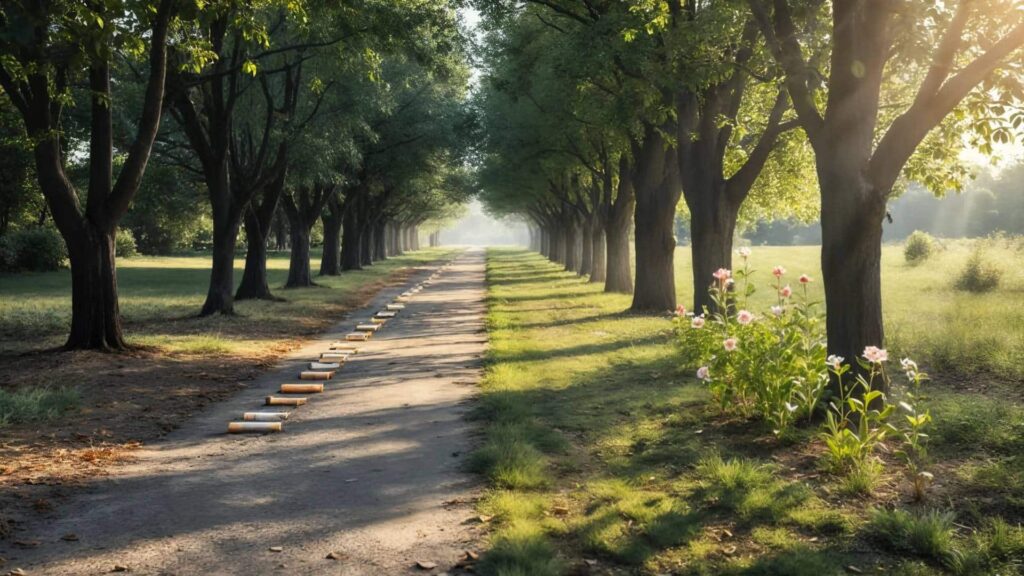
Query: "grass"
0 248 454 355
0 386 80 427
475 247 1024 576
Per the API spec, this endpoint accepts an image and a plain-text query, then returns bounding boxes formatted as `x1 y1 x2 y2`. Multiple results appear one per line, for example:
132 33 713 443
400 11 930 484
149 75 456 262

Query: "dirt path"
1 249 487 576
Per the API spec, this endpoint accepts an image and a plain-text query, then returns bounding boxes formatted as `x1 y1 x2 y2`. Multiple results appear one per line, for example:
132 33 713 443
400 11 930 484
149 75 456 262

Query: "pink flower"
675 304 686 317
696 366 711 381
799 274 812 284
862 346 888 364
770 305 783 317
712 268 731 282
737 247 751 259
779 285 792 298
736 310 754 325
691 316 705 329
723 337 738 352
772 266 786 278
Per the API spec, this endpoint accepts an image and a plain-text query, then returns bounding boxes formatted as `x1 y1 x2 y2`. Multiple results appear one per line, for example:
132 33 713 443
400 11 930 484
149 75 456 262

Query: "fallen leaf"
13 541 40 549
584 558 598 566
464 551 479 561
722 545 737 556
325 551 343 560
61 533 79 542
9 569 27 576
415 560 437 570
845 566 863 574
268 546 283 553
475 515 493 523
551 505 570 516
111 565 129 572
721 529 733 538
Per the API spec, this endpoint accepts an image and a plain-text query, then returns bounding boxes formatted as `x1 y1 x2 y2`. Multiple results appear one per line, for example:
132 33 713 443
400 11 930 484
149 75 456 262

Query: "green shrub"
904 231 935 264
955 249 1002 293
1 227 67 272
115 227 138 258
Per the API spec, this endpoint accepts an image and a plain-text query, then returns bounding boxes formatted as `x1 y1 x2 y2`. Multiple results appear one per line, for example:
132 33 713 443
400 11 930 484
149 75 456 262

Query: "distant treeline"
737 163 1024 246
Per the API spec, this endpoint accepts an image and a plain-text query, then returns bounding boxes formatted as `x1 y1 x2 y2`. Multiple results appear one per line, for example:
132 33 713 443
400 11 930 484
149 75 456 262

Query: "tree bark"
590 225 606 283
580 217 593 277
286 224 314 287
202 218 241 316
630 129 680 311
66 225 124 350
360 223 374 266
688 188 740 314
235 207 278 300
319 194 342 276
374 223 388 260
341 196 362 271
820 167 888 393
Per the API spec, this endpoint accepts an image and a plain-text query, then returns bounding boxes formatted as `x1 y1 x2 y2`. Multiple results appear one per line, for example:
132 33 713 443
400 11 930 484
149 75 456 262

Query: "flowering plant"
674 250 828 434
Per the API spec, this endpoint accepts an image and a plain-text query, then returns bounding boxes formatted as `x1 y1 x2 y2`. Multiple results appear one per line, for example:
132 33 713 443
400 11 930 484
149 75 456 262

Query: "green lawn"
474 247 1024 576
0 248 453 355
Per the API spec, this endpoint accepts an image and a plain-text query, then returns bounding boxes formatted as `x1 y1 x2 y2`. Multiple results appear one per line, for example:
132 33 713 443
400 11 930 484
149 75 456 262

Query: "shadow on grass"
472 249 864 575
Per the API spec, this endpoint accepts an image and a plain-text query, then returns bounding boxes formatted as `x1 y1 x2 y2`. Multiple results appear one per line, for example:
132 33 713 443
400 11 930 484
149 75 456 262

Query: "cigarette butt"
266 396 307 406
355 324 379 332
281 383 324 394
300 370 333 380
228 422 283 433
243 412 290 421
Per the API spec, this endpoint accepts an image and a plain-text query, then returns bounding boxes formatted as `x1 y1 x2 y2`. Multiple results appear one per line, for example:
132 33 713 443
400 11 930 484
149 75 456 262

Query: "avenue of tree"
474 0 1024 388
0 0 472 350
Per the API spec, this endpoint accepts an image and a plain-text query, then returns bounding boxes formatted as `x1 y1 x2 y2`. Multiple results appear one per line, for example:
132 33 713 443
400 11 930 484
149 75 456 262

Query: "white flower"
696 366 711 381
770 305 783 317
826 354 845 369
900 358 918 372
785 402 798 413
737 247 752 259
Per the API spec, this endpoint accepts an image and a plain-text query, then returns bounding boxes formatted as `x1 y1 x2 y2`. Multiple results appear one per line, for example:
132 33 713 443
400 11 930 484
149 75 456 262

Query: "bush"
904 230 935 264
115 227 138 258
955 249 1002 293
0 227 67 272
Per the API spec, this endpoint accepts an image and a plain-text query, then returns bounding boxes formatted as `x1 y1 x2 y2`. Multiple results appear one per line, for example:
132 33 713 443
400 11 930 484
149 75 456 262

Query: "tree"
0 0 176 350
750 0 1024 387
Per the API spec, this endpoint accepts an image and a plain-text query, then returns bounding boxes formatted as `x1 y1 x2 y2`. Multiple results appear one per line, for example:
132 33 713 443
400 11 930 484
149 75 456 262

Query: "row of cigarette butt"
226 263 451 434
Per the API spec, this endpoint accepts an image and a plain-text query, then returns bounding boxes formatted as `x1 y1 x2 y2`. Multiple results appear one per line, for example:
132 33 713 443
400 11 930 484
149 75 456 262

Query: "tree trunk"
319 200 342 276
689 190 740 315
286 224 314 288
630 131 680 312
820 170 888 393
201 218 240 316
590 226 606 283
605 215 632 293
341 199 362 271
65 225 125 350
374 223 387 261
360 223 374 266
580 218 593 277
235 208 278 300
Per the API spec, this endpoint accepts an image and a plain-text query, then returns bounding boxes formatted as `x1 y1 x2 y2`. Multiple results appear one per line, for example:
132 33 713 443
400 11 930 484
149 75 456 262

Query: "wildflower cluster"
674 250 934 498
673 249 827 434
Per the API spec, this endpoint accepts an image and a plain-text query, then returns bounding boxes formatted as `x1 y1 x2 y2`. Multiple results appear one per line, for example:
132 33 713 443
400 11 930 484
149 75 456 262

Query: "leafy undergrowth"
474 248 1024 576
